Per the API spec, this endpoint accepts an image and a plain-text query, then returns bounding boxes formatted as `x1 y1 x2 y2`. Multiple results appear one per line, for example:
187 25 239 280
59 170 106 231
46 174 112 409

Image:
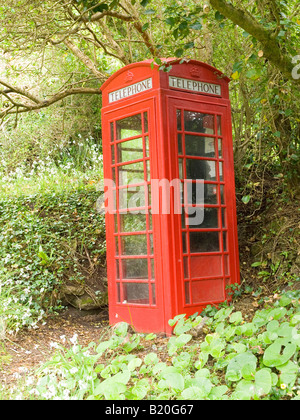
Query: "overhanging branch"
209 0 298 83
0 87 101 120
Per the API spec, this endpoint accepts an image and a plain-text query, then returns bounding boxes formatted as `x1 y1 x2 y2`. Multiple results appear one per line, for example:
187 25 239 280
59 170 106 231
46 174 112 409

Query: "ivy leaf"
254 369 272 397
184 41 194 50
141 23 149 32
226 352 257 382
190 22 202 30
140 0 151 6
263 338 296 367
165 17 175 27
175 48 184 58
242 195 251 204
162 372 185 391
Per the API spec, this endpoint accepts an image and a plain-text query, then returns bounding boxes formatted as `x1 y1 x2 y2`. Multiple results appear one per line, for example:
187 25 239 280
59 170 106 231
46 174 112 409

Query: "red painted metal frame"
101 59 240 334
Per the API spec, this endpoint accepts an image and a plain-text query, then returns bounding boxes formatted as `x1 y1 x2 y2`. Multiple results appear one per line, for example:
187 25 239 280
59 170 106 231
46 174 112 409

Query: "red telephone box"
101 59 240 334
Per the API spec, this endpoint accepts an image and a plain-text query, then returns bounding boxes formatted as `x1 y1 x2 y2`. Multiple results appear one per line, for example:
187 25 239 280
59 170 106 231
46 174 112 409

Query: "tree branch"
63 38 108 79
0 87 101 120
0 80 41 104
209 0 298 83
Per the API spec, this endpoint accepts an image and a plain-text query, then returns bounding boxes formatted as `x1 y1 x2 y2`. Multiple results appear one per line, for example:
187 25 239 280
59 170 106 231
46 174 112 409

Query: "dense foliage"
2 291 299 400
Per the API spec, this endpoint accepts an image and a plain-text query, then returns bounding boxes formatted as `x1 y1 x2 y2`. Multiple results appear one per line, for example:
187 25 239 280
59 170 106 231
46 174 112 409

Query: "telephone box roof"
100 58 230 93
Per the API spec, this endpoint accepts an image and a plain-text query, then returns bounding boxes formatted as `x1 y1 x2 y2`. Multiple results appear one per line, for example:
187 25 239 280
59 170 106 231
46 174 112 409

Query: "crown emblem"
190 66 201 78
124 71 134 83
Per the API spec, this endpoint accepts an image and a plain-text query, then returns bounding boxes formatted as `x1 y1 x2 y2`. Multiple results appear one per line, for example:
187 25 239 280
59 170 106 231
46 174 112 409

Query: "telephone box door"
168 98 239 316
103 98 166 332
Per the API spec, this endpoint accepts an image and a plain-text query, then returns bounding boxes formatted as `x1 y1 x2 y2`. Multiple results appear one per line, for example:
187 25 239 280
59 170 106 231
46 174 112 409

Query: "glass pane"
190 231 220 253
144 112 148 133
222 208 226 227
116 114 142 139
118 161 145 186
219 162 223 181
220 185 225 204
145 136 149 157
187 208 219 229
116 261 120 279
182 232 187 253
185 282 190 304
111 145 115 164
204 184 218 204
116 283 120 302
223 232 227 251
184 111 215 134
218 138 222 157
115 237 119 255
123 282 149 304
183 257 189 278
149 234 154 254
122 258 148 279
148 209 153 230
119 212 147 232
151 259 155 279
121 234 148 255
177 109 182 131
178 134 182 154
217 115 222 135
186 159 216 181
119 185 146 209
151 284 156 305
181 211 186 229
117 138 143 162
110 122 114 142
185 135 215 157
186 181 204 205
146 161 151 182
178 158 184 179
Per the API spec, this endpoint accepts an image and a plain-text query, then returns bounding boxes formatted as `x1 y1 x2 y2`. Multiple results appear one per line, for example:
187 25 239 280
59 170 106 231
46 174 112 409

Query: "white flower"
70 367 78 374
50 341 59 349
70 334 78 344
60 335 66 344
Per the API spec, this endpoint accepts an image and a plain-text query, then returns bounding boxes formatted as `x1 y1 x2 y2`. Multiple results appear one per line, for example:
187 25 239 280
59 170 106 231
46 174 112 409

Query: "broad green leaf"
131 378 150 399
278 361 298 386
103 382 127 400
163 372 185 392
192 376 212 397
181 386 206 400
144 352 159 365
226 352 257 382
231 380 255 400
229 311 243 324
208 385 229 400
242 195 251 204
254 369 272 397
263 338 296 367
190 22 202 30
128 357 142 371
